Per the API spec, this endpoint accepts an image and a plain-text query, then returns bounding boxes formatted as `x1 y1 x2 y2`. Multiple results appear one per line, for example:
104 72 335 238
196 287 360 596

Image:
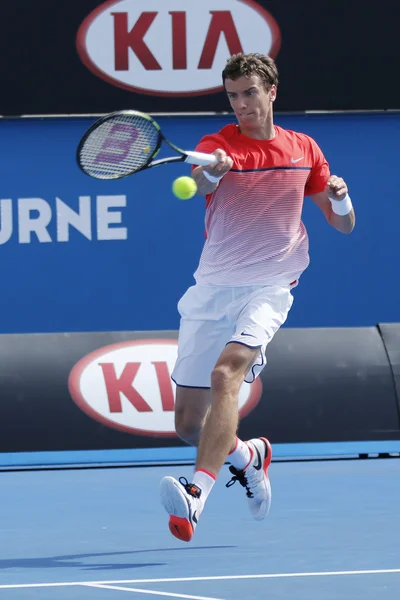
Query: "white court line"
1 568 400 589
85 582 222 600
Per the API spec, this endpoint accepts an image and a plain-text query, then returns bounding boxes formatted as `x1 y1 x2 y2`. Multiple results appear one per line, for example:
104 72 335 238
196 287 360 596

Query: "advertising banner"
0 0 398 115
0 326 398 456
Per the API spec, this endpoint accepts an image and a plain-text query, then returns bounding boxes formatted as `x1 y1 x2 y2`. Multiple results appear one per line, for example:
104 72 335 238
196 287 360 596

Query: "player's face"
225 75 276 130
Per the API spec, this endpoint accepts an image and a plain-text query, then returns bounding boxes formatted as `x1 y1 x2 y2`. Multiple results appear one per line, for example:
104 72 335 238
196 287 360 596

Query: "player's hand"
326 175 348 201
203 149 233 178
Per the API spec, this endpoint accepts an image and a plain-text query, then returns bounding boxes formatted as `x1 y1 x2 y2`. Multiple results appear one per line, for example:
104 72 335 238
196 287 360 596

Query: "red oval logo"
68 339 262 437
76 0 281 97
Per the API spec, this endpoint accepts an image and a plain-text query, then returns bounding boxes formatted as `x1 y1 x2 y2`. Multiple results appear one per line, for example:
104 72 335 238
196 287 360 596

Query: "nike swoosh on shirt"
291 157 304 163
241 332 257 338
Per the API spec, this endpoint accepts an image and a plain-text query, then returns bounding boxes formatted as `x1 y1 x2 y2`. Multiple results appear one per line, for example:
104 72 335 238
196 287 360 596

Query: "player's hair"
222 53 279 91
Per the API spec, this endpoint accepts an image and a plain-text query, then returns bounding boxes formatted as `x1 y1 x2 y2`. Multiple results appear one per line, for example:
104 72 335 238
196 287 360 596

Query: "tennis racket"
76 110 217 180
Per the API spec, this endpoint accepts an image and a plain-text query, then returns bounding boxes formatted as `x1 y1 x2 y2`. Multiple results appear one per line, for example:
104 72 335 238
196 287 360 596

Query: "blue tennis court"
1 455 399 599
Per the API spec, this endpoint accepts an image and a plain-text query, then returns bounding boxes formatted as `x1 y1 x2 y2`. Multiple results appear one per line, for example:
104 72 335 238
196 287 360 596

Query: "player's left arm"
309 176 356 234
305 136 355 234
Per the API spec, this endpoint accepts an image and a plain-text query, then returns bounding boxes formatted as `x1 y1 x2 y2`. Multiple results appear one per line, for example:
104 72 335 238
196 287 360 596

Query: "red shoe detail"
243 444 255 471
259 437 272 474
169 516 194 542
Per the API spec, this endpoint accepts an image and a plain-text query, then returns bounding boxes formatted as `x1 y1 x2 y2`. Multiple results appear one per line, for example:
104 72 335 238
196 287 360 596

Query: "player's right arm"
192 149 233 196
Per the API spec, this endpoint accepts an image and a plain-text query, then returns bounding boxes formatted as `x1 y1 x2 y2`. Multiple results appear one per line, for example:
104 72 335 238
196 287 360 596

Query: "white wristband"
202 170 223 183
329 194 353 216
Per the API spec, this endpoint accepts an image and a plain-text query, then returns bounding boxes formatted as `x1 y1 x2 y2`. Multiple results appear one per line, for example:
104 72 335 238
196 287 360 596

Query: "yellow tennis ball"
172 176 197 200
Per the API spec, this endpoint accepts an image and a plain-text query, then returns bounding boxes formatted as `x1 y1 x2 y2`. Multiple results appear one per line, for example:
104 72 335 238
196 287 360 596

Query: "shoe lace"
225 466 254 498
179 477 202 498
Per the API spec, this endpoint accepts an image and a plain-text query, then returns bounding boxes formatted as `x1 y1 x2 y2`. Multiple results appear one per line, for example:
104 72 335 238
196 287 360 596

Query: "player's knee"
211 363 242 395
174 409 203 446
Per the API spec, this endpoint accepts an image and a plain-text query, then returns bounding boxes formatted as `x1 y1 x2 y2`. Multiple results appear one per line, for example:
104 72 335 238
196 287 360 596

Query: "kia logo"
76 0 281 97
68 339 262 436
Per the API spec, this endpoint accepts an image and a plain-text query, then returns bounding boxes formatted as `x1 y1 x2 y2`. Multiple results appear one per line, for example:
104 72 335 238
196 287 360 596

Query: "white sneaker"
226 437 272 520
160 476 202 542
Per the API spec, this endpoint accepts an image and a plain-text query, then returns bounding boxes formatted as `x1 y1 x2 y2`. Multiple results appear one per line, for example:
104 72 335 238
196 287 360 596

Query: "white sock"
192 469 216 508
228 437 252 470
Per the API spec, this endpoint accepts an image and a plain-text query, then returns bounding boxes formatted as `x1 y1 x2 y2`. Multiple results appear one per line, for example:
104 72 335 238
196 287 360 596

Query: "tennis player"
160 53 355 542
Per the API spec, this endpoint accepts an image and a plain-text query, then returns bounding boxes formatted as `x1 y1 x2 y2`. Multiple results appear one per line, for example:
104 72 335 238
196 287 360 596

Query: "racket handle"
184 151 218 166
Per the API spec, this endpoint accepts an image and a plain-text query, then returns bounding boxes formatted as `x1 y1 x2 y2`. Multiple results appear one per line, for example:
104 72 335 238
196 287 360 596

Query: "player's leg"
224 283 294 520
174 385 211 447
161 343 257 543
162 346 262 541
195 342 259 475
160 386 211 542
173 386 254 472
160 284 277 541
161 285 233 542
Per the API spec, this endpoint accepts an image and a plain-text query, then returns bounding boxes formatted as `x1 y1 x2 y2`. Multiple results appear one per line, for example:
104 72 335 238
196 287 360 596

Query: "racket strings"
79 115 159 179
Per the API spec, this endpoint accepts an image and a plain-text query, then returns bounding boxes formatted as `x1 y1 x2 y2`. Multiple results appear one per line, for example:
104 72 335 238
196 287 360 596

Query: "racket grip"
184 151 218 166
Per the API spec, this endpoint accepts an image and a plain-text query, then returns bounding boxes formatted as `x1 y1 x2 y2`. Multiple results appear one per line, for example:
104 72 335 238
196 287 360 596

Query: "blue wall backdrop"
0 112 397 334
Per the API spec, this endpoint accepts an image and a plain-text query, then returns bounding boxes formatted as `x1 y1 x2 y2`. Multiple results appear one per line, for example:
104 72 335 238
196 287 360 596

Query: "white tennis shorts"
171 283 295 388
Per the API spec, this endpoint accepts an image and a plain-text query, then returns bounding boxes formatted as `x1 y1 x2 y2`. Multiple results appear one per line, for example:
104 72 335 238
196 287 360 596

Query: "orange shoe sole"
169 516 194 542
